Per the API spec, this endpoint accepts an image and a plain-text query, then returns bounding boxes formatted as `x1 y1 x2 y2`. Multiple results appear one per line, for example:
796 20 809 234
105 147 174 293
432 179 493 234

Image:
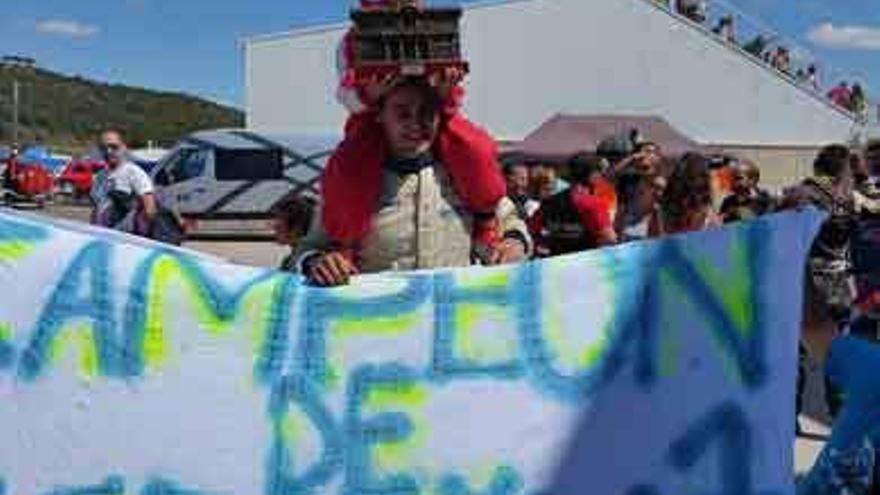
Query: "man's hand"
429 67 464 102
307 251 359 287
363 73 399 105
489 238 527 265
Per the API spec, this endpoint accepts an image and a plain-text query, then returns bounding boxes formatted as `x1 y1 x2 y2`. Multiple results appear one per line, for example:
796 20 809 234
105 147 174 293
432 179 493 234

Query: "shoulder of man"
124 160 148 174
122 161 152 180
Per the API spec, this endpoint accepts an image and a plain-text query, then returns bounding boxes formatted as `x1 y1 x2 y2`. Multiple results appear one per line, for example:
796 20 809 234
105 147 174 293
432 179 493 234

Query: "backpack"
540 190 593 256
801 178 858 318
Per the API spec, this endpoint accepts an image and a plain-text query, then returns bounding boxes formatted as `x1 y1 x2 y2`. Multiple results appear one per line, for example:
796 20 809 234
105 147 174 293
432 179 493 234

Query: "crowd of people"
651 0 874 120
828 81 871 118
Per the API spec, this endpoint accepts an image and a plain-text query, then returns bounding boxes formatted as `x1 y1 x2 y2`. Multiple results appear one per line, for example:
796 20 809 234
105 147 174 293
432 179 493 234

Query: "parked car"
2 158 54 207
19 146 70 176
56 158 106 199
151 129 339 219
129 147 168 175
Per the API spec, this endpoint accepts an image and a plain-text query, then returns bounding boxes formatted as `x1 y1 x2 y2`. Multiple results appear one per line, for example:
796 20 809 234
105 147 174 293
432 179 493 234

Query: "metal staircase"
641 0 878 144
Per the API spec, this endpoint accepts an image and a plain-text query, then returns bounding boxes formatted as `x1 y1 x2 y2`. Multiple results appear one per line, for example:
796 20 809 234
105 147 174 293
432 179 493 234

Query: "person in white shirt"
91 129 157 231
504 162 540 221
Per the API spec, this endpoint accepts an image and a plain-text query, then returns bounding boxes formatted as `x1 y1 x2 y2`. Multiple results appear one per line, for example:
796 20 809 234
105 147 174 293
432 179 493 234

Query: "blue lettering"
431 272 525 382
120 250 283 381
18 241 117 381
267 374 343 495
667 402 774 495
344 364 419 495
140 477 210 495
42 475 125 495
436 466 523 495
298 277 430 385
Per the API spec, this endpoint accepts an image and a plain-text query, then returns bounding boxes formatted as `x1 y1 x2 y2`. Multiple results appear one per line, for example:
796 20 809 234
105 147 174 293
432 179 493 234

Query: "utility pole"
1 55 36 145
12 80 19 144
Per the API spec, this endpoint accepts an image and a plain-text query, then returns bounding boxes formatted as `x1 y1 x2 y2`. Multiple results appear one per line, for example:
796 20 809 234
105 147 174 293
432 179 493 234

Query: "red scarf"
321 111 506 246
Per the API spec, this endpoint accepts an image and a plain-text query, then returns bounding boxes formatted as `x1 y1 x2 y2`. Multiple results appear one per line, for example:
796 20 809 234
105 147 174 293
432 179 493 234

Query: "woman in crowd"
653 153 721 236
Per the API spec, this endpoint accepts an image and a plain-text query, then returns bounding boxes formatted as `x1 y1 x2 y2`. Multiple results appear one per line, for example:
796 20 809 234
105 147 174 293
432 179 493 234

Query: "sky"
0 0 878 109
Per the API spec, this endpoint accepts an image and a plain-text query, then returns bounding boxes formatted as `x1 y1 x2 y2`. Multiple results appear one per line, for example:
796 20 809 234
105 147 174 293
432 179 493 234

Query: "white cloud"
807 22 880 51
34 19 100 39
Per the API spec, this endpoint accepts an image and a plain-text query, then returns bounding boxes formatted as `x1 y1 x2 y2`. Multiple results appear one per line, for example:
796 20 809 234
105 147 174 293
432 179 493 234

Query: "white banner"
0 208 822 495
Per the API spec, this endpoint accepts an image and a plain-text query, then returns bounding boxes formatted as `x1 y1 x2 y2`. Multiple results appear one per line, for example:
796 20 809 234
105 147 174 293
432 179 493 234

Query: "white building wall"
244 0 857 146
245 25 348 134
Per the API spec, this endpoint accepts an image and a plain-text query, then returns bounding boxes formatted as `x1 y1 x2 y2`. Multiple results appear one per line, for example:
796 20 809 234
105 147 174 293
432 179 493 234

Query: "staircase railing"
642 0 872 122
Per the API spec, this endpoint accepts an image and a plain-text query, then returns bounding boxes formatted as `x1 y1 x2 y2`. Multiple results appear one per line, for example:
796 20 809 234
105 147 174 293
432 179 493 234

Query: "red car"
56 158 106 199
2 158 55 207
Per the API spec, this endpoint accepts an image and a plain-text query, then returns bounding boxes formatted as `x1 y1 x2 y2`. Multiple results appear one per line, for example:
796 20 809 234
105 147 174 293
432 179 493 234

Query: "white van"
152 129 339 219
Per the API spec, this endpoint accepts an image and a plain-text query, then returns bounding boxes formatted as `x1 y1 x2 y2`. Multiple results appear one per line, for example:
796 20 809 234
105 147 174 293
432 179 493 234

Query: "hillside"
0 65 243 152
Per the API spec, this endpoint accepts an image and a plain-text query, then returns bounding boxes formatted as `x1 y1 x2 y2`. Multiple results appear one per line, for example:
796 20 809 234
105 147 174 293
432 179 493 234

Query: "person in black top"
719 160 775 223
272 194 316 272
529 153 617 257
2 145 19 190
784 145 859 422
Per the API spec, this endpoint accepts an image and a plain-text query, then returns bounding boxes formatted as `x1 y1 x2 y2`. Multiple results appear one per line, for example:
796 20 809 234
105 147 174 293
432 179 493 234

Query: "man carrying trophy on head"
297 0 531 287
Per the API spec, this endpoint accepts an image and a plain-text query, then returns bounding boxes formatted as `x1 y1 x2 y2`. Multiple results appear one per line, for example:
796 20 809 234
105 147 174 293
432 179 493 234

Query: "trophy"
349 0 469 83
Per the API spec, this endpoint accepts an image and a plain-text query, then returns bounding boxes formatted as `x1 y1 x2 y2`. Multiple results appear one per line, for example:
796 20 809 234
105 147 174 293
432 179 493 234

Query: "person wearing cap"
529 153 617 257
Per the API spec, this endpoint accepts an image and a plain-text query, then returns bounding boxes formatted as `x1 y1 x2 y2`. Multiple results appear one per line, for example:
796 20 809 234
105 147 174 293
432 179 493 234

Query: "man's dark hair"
567 152 605 184
503 161 528 177
271 194 316 238
635 141 658 153
813 144 852 178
